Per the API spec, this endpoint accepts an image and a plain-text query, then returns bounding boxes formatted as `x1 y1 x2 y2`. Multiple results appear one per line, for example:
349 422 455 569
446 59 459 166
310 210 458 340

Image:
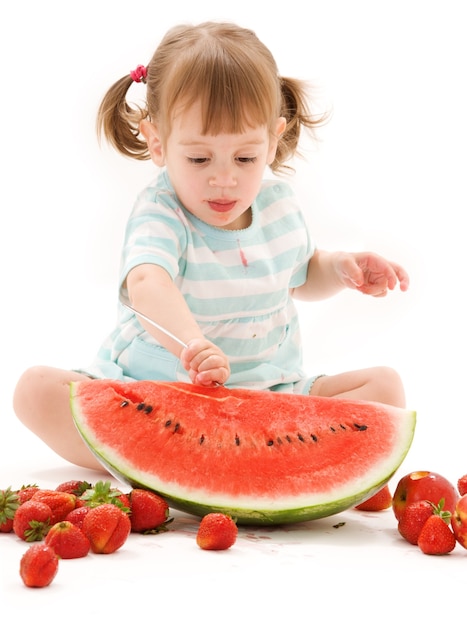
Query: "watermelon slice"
70 380 416 525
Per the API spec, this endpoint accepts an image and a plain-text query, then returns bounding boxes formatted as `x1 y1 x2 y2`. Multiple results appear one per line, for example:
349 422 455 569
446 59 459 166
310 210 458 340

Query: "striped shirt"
84 170 316 392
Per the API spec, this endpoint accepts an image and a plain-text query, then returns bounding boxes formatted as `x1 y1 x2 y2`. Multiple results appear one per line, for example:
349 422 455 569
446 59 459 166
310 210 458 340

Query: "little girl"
14 21 409 469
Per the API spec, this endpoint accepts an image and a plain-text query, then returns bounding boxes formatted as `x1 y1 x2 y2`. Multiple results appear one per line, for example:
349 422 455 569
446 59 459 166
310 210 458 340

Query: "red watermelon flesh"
70 380 416 525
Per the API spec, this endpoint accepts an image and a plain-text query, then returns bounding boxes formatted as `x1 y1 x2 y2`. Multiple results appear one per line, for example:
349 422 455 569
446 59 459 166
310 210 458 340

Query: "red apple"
451 494 467 548
392 471 458 521
457 474 467 496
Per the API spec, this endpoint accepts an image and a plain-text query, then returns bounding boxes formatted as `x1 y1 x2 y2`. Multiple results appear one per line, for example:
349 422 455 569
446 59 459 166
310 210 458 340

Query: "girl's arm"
292 249 409 301
126 263 230 385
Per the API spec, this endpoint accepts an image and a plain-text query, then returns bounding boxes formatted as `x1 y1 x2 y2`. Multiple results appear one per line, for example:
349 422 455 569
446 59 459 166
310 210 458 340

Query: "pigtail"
96 75 150 161
273 76 330 173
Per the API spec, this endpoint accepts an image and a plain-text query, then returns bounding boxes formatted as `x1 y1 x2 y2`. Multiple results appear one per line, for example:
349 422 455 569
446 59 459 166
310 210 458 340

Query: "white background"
1 1 466 621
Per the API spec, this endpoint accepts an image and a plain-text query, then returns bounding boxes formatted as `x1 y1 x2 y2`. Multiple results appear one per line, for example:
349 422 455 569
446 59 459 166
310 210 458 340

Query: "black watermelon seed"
267 440 274 446
144 405 153 414
199 435 205 444
277 437 283 444
235 435 240 446
165 420 172 428
297 433 305 442
354 423 368 431
137 403 145 411
120 400 129 408
286 435 292 443
311 434 318 442
340 424 346 430
174 423 180 433
330 426 336 432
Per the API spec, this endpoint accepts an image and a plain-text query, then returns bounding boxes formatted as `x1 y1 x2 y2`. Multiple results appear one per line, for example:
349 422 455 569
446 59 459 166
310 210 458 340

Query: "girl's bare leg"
310 366 406 408
13 366 103 470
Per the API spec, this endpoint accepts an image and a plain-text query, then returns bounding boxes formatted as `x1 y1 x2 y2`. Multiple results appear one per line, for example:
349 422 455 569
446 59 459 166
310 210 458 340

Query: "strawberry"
65 506 91 530
0 518 14 533
0 487 20 532
196 513 238 550
20 544 59 588
17 485 40 504
417 513 456 555
77 480 130 512
457 474 467 497
82 503 131 554
355 485 392 511
397 500 434 545
45 520 91 559
128 489 170 533
13 500 53 541
31 489 77 524
55 479 93 497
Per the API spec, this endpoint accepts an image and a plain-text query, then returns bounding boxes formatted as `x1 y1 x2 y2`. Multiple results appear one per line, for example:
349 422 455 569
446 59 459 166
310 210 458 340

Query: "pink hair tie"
130 64 147 83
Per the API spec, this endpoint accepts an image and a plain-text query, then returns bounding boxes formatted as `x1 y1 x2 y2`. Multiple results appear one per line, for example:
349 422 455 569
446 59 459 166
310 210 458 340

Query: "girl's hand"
338 252 409 297
181 338 230 387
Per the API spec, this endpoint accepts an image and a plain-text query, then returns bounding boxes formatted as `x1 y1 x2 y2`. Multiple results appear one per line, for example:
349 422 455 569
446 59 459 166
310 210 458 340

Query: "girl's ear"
140 120 165 166
267 117 287 165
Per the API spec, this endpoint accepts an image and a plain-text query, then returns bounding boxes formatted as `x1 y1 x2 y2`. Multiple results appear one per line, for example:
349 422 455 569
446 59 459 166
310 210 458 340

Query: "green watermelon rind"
71 384 416 525
83 445 398 525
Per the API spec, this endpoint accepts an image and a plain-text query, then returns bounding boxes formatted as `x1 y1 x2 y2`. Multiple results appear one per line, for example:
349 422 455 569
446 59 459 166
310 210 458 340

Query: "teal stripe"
185 292 286 317
180 246 308 282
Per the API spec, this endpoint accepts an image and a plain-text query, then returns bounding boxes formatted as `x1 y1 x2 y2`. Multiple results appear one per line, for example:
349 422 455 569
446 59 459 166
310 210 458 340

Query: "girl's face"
142 102 286 230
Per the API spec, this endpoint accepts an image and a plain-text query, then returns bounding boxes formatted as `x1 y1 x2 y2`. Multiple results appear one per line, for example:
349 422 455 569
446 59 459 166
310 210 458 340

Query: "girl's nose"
209 168 237 188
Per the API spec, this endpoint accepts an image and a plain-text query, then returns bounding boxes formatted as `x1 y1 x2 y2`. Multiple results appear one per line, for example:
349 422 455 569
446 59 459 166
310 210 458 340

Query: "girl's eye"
237 157 257 163
187 157 209 165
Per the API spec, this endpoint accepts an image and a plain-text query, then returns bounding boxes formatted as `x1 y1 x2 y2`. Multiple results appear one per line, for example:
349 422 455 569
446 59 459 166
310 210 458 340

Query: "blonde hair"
97 21 328 173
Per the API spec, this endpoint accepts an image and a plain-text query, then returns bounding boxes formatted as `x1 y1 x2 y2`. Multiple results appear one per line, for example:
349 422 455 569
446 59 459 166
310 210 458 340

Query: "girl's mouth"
208 200 236 213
